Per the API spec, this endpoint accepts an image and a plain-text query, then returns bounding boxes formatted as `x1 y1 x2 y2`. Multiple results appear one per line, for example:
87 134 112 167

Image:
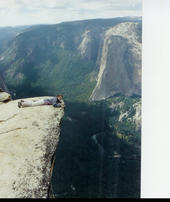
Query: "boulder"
0 91 11 103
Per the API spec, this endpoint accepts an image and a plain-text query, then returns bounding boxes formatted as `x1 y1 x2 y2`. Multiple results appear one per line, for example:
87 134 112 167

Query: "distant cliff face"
0 97 64 198
90 22 141 100
0 19 141 198
0 18 141 101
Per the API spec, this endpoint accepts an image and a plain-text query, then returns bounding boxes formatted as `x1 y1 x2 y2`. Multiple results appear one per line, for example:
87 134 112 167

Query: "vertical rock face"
78 29 100 61
78 30 93 60
0 97 64 198
0 19 141 101
90 22 141 100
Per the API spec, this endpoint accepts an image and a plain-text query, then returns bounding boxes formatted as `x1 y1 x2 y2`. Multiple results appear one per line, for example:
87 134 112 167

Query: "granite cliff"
90 22 141 100
0 18 141 198
0 18 141 101
0 97 64 198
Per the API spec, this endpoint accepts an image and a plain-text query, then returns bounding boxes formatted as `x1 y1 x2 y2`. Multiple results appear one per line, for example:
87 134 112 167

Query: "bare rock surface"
0 97 64 198
0 91 11 102
90 22 141 100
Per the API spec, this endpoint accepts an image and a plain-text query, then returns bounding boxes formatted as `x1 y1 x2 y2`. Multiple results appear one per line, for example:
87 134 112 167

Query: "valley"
0 17 141 198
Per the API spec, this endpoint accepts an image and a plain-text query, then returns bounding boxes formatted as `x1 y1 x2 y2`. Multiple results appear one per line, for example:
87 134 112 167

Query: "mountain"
0 17 142 198
90 22 141 100
0 17 141 101
0 26 31 55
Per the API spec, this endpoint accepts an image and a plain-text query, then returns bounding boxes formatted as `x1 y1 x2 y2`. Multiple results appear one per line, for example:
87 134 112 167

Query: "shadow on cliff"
51 101 141 198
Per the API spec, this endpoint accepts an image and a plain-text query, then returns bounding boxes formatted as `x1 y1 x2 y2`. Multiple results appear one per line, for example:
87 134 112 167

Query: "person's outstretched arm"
53 99 65 108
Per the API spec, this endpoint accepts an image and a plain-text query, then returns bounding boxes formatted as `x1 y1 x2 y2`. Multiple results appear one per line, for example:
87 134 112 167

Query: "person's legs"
30 99 45 107
19 99 45 107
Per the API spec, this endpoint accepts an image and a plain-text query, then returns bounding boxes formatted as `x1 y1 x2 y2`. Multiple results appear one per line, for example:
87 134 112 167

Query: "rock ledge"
0 97 64 198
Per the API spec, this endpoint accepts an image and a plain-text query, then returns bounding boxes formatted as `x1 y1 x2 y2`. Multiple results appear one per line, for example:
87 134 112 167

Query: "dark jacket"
44 97 65 108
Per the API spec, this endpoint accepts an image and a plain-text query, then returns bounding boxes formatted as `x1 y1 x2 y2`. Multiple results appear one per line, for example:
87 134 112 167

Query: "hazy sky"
0 0 142 27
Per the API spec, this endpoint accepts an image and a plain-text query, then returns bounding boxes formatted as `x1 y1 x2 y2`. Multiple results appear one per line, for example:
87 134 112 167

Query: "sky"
0 0 142 27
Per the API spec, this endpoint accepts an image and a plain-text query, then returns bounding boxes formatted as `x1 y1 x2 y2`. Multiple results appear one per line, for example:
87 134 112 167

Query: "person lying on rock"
18 95 65 108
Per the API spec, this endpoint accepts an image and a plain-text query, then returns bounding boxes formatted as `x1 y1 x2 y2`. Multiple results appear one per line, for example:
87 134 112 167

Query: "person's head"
56 94 63 100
